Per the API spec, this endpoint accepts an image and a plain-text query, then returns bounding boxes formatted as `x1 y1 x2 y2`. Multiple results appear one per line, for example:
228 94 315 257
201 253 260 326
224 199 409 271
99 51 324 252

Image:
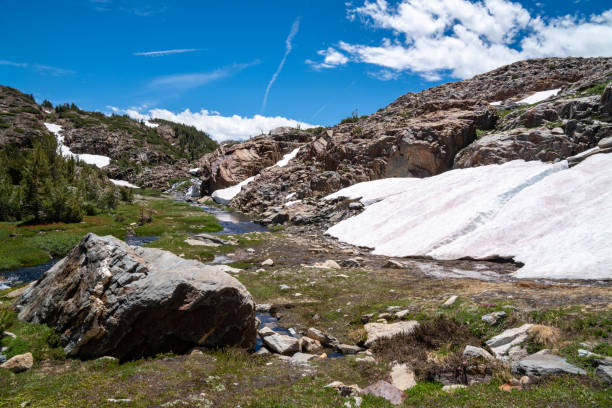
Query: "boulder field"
16 233 257 361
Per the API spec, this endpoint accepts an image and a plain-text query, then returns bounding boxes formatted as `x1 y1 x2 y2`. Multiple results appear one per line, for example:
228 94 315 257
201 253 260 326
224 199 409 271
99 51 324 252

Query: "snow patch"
325 177 420 206
144 121 159 128
326 156 612 280
489 101 502 106
44 122 111 168
286 192 296 200
110 179 140 189
517 89 560 105
211 147 302 204
285 200 301 207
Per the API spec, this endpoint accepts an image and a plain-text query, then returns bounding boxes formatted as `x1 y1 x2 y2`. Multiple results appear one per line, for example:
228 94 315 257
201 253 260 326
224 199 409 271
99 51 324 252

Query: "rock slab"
17 234 257 360
513 351 586 376
362 380 406 406
0 352 33 373
363 321 419 347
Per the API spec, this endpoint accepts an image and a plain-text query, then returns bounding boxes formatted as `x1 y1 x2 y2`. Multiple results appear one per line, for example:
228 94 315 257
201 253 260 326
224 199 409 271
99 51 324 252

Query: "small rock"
599 137 612 149
486 324 533 358
246 248 255 254
481 311 507 325
279 284 290 290
325 381 362 397
356 356 377 363
96 356 119 363
378 313 392 319
513 351 586 376
340 258 362 268
0 352 33 373
394 310 410 319
596 365 612 384
442 384 467 392
442 295 458 307
344 396 363 408
291 352 316 363
256 304 272 313
390 363 416 391
386 306 403 312
107 398 132 403
348 202 364 210
463 345 494 360
314 260 341 269
362 380 406 405
20 402 30 408
364 321 419 347
258 328 299 355
306 327 339 348
255 268 265 273
519 376 530 386
361 313 374 323
261 259 274 266
3 331 17 339
255 347 270 355
338 344 362 355
384 260 404 269
300 336 323 353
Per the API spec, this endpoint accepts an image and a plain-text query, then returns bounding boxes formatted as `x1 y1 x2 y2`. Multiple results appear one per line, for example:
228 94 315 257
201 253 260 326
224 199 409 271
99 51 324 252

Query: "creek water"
197 204 267 235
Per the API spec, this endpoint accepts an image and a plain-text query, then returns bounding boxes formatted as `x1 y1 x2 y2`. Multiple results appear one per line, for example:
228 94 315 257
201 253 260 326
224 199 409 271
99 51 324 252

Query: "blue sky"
2 0 611 141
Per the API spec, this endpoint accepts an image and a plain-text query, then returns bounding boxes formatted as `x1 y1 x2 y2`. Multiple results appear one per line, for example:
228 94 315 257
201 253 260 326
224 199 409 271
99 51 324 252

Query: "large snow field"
326 155 612 280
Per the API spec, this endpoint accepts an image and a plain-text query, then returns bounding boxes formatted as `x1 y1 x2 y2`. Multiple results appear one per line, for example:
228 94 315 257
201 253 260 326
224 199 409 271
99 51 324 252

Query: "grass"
0 194 223 272
580 83 608 96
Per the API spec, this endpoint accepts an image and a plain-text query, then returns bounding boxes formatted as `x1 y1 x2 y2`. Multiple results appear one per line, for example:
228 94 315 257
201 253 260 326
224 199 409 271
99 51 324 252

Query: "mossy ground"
0 226 610 407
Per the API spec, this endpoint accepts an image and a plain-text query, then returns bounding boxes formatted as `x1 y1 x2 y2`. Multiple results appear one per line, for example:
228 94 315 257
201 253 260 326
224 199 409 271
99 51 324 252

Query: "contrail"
261 17 300 112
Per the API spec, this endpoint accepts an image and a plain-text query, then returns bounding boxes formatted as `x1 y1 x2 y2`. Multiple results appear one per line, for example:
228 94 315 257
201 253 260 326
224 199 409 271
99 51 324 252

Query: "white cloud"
134 49 200 57
310 0 612 80
0 60 73 76
149 61 259 90
262 18 301 112
306 47 349 69
367 69 400 81
113 107 317 142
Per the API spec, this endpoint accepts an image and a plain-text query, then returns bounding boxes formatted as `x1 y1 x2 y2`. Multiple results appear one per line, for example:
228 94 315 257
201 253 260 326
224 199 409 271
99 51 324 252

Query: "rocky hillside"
0 85 218 189
197 57 611 223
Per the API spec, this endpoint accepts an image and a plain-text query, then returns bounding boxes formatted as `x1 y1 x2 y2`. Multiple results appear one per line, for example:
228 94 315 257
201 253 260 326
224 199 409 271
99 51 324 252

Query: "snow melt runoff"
326 155 612 280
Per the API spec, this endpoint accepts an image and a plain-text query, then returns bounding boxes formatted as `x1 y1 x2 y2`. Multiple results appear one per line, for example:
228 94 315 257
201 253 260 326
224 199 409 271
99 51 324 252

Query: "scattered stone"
17 234 257 360
256 304 272 313
344 396 363 408
246 248 255 254
339 258 362 268
362 380 407 406
189 349 204 356
361 313 374 323
306 327 339 348
325 381 362 397
596 365 612 384
578 348 600 358
0 352 33 373
279 284 290 290
442 295 458 307
394 310 410 319
599 136 612 149
184 233 233 247
107 398 132 403
386 306 402 312
384 260 404 269
363 321 419 347
338 344 362 355
390 363 416 391
506 346 528 364
463 345 494 361
291 352 316 363
313 260 342 269
96 356 119 363
216 265 242 275
259 327 299 355
485 324 533 358
519 376 530 386
255 268 265 273
356 356 377 363
255 347 270 355
378 313 392 319
300 336 323 353
5 283 33 299
261 259 274 266
513 350 586 376
20 402 30 407
2 331 17 339
442 384 467 392
498 383 521 392
481 311 507 325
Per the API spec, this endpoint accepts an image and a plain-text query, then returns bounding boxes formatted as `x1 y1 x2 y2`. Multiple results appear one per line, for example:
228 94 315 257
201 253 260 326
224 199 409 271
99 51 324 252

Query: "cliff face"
208 57 611 218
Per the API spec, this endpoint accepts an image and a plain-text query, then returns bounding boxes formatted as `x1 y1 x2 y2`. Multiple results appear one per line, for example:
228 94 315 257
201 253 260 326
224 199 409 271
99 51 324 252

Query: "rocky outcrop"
0 86 49 148
195 129 315 195
16 233 257 360
198 57 612 221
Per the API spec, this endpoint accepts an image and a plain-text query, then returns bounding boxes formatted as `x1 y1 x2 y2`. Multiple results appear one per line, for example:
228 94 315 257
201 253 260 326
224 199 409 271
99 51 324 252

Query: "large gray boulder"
16 234 257 360
513 350 586 376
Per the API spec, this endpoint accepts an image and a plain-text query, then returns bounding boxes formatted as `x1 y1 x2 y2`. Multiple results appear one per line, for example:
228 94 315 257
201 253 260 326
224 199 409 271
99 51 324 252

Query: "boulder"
16 234 257 360
1 352 33 373
442 295 458 307
363 321 419 347
300 336 323 353
362 380 406 406
291 352 316 363
463 345 494 361
184 233 233 247
259 327 299 355
513 350 586 376
306 327 339 348
338 344 363 355
602 83 612 115
261 259 274 266
599 136 612 149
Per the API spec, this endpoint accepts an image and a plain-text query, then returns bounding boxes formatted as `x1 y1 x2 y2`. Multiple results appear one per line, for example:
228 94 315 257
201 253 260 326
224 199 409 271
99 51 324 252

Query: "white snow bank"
274 147 301 168
44 123 111 168
211 147 302 204
110 179 140 189
285 199 301 207
517 89 560 105
325 177 419 206
212 176 255 205
489 101 502 106
144 121 159 128
326 155 612 280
